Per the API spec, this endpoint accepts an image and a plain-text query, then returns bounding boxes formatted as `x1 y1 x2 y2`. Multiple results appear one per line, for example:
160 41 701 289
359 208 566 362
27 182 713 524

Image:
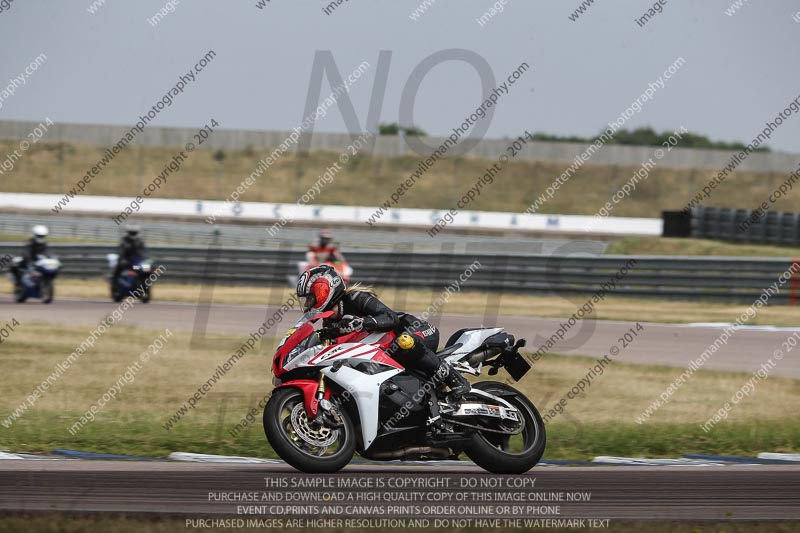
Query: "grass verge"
606 237 800 258
0 138 796 218
1 323 798 460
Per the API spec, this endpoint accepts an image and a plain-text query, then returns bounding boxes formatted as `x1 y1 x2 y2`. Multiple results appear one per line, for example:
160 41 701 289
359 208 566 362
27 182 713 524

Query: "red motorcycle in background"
262 309 546 474
297 231 353 283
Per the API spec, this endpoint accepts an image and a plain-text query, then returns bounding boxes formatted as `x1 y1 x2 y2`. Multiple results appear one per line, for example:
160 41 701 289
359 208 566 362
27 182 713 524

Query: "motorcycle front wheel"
14 282 26 303
139 282 151 303
111 279 123 302
263 387 355 473
463 381 546 474
40 278 54 304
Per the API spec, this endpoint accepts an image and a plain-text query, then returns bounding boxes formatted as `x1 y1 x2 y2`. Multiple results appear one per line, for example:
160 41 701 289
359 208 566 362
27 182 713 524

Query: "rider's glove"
338 315 364 334
361 316 379 332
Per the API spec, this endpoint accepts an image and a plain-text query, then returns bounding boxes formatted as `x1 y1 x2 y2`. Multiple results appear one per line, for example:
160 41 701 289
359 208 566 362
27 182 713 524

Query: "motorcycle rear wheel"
263 387 355 473
463 381 546 474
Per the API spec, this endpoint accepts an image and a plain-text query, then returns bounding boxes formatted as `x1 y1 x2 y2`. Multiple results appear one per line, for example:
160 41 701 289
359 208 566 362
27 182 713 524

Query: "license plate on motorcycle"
501 350 531 382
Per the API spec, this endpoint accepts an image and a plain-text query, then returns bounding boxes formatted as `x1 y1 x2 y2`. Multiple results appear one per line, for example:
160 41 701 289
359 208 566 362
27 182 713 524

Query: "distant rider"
306 229 345 267
11 225 50 285
113 224 147 281
296 265 471 403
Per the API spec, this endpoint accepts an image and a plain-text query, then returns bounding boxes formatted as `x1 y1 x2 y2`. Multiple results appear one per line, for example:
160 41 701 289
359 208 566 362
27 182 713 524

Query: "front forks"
313 374 344 429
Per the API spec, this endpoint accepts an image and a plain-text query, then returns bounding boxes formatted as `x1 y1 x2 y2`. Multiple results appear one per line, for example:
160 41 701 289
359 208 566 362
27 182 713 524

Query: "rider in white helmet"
12 225 50 283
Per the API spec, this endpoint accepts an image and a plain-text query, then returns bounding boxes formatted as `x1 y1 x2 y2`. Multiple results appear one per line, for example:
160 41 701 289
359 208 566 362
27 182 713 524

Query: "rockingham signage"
0 192 661 236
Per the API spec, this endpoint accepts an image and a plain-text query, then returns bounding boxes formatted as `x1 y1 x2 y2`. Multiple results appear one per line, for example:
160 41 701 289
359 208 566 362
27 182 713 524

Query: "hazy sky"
1 0 799 153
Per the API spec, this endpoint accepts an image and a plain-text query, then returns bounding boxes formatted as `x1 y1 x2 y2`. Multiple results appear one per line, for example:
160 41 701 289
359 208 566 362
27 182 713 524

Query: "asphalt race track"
2 300 798 527
0 460 798 521
1 296 798 378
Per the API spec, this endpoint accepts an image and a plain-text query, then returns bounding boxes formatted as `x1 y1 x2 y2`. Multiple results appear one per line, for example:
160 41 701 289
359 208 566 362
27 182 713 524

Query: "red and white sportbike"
263 310 546 474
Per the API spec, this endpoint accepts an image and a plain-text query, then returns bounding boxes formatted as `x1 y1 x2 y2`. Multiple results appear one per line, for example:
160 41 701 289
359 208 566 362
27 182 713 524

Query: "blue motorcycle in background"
10 255 62 304
107 254 153 303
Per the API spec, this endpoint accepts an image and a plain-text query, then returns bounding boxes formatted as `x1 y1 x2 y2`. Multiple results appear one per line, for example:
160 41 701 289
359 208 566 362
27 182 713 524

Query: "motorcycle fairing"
441 328 504 363
273 310 335 376
15 256 61 298
274 379 331 418
308 341 402 369
272 314 523 452
34 257 61 273
320 364 402 450
275 310 403 440
274 321 319 376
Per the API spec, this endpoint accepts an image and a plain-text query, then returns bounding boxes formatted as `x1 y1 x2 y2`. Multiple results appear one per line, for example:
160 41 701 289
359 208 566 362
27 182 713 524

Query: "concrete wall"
1 120 797 173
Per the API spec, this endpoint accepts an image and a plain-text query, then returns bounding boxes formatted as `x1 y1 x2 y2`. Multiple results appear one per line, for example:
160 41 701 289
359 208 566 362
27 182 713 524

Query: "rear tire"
463 381 546 474
264 387 355 473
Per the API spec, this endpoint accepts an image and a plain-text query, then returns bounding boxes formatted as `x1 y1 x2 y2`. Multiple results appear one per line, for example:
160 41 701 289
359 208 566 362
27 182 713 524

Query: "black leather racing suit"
324 291 463 390
113 236 147 280
24 238 49 263
12 238 48 283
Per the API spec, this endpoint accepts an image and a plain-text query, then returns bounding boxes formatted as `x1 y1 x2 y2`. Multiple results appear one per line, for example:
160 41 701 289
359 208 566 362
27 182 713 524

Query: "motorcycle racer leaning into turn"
295 265 471 402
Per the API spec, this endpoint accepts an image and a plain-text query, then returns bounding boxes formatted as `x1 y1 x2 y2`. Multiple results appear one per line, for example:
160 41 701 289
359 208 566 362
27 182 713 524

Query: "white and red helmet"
296 265 345 312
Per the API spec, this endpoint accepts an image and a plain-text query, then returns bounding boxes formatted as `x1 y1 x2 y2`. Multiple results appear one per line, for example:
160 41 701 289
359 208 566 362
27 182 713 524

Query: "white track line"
758 452 800 462
168 452 282 463
593 456 728 467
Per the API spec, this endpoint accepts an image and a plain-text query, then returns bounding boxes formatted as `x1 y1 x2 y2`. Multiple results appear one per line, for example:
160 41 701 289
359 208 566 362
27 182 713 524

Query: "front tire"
264 387 356 473
139 282 151 303
41 278 54 304
463 381 546 474
14 282 26 303
111 279 123 302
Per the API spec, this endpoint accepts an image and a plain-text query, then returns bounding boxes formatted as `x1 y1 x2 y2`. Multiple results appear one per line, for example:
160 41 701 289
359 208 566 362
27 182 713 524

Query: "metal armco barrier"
0 243 798 305
690 207 800 246
0 212 608 254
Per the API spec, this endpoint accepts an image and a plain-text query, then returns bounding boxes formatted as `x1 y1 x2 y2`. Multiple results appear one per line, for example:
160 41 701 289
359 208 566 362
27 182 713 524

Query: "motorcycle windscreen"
273 310 334 375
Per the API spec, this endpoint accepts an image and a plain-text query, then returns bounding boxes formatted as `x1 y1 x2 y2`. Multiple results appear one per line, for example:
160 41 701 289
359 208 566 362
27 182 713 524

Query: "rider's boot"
435 361 471 403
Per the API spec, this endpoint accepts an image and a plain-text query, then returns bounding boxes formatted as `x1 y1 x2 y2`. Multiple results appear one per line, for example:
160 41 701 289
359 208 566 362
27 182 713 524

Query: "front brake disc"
290 402 339 447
